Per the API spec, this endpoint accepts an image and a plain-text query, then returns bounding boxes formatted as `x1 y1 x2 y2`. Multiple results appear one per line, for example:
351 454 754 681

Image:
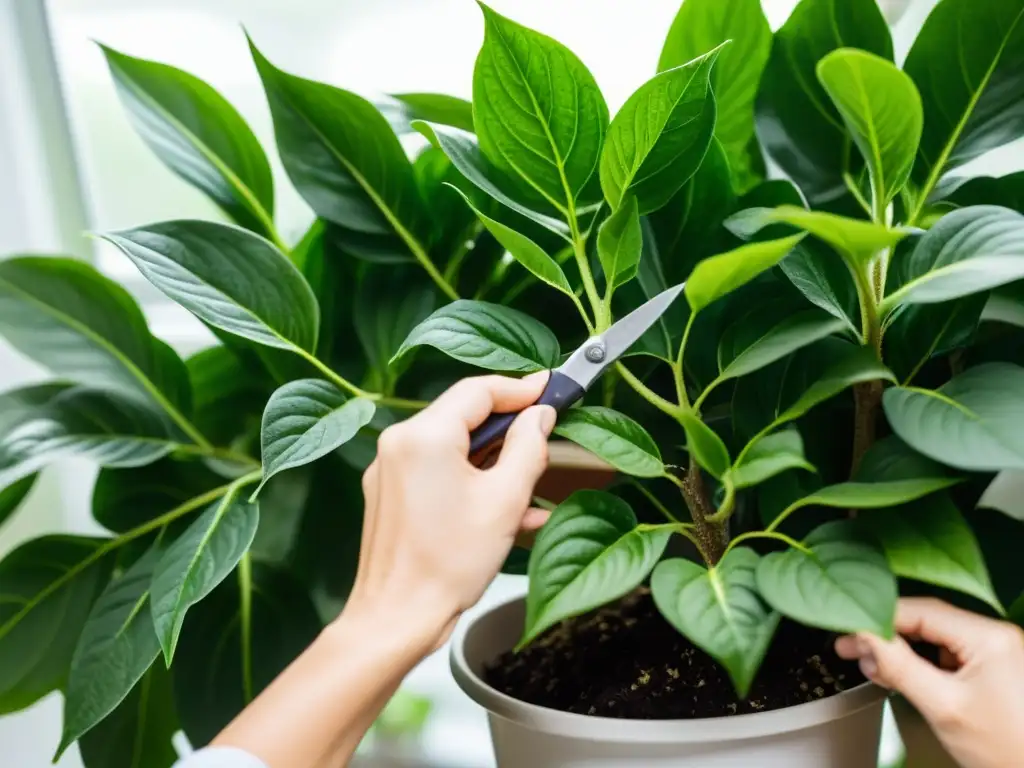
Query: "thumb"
488 405 555 505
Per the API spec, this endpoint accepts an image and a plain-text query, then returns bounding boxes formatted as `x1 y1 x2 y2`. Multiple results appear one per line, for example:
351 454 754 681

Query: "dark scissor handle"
468 371 585 463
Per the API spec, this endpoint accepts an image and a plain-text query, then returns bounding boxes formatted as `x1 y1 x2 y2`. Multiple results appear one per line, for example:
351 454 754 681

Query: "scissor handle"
468 371 585 461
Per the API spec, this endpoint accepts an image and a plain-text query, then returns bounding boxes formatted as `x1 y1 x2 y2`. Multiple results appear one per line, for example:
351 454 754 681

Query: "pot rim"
451 592 888 744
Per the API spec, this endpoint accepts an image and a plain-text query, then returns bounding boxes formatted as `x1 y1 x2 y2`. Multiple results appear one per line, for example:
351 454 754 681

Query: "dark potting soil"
484 588 866 720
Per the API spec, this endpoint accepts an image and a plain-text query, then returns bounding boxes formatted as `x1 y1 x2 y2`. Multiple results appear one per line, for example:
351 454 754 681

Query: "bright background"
1 0 1021 765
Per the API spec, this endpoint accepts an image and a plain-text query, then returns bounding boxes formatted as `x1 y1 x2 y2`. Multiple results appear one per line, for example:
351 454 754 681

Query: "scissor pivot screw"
585 344 606 363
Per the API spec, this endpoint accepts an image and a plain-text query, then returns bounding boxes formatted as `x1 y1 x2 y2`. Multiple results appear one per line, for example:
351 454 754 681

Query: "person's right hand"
835 597 1024 768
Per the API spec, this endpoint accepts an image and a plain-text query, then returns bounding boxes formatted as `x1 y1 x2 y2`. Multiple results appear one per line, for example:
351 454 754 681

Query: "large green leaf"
884 363 1024 471
780 239 860 332
658 0 771 191
256 380 375 495
652 549 778 697
756 0 893 203
552 406 664 478
882 206 1024 312
719 311 848 381
727 430 814 490
678 410 730 479
380 92 474 134
861 495 1002 614
854 434 948 484
816 49 923 209
150 488 259 663
0 475 37 530
101 220 319 354
100 46 275 238
473 3 608 209
77 664 179 768
775 477 959 521
757 520 896 636
597 195 642 294
185 345 270 449
0 257 190 415
173 563 321 746
522 490 672 646
59 547 162 754
946 172 1024 213
685 234 805 312
0 536 111 714
905 0 1024 189
600 45 722 213
394 300 559 372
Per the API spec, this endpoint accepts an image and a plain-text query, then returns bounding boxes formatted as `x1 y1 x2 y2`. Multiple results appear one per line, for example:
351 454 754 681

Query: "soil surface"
485 588 866 719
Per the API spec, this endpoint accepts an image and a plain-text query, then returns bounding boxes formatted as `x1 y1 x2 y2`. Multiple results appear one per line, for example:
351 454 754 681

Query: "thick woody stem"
680 458 728 565
850 379 884 478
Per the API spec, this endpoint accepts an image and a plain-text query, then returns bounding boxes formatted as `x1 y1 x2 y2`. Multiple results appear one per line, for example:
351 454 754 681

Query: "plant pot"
890 695 960 767
451 595 888 767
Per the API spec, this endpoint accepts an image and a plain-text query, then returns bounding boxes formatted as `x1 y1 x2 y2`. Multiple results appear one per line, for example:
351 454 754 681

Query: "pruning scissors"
469 283 685 461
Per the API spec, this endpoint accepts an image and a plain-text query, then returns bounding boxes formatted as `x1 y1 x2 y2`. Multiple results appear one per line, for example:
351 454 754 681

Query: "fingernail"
538 406 556 436
859 654 878 680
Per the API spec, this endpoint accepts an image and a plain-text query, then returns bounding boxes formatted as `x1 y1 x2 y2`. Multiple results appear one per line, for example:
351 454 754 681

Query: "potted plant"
0 0 1022 764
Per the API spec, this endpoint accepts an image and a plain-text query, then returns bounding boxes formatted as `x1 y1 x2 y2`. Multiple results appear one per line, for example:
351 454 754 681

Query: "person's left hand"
345 372 556 648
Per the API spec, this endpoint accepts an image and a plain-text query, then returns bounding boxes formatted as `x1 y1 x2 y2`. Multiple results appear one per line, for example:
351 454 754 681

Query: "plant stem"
850 378 884 476
668 460 727 565
633 479 682 524
374 395 429 411
238 552 254 703
443 221 484 283
615 363 682 418
176 445 261 470
567 206 604 328
703 479 736 524
725 530 811 557
673 312 697 409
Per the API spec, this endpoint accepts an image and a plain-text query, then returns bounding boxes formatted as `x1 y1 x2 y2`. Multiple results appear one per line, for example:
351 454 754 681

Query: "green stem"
532 496 557 512
176 445 261 470
615 363 681 418
703 479 736 524
634 479 683 524
567 207 604 328
725 530 811 557
673 311 697 409
238 552 254 703
443 221 484 283
844 173 873 218
692 375 723 413
411 241 460 301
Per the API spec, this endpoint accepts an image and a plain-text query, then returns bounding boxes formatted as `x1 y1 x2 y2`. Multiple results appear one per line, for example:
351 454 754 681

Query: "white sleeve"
173 746 268 768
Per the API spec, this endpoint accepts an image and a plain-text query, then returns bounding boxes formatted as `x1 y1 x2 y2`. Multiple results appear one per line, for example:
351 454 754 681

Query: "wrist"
326 589 454 658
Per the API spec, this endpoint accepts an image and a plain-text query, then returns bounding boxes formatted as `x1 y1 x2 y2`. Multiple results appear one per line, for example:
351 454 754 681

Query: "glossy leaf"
652 549 778 697
727 430 815 490
777 477 959 521
150 488 259 663
780 239 860 331
816 49 923 208
861 495 1002 614
983 283 1024 328
552 406 664 478
685 234 805 312
658 0 771 192
855 435 949 484
0 536 111 714
757 520 896 637
102 221 318 355
597 196 642 293
600 45 722 212
905 0 1024 186
101 45 275 238
883 206 1024 312
884 363 1024 471
382 92 474 134
0 257 189 413
719 312 848 382
522 490 672 647
946 172 1024 214
447 186 572 294
394 300 559 372
473 3 608 207
756 0 893 203
679 410 730 479
257 380 375 494
0 474 38 530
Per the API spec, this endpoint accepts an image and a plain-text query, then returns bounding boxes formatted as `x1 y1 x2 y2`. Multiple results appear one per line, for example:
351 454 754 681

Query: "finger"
427 372 550 430
514 508 551 550
895 597 1005 656
487 406 555 506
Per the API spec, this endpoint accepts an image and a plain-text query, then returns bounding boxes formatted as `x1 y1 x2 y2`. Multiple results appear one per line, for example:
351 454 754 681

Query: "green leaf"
0 474 37 530
101 220 319 354
185 345 270 449
726 206 909 266
756 0 893 203
597 195 642 293
757 520 896 637
882 206 1024 312
522 491 672 647
884 363 1024 471
446 186 572 295
855 435 949 484
600 45 722 213
77 664 179 768
473 3 608 208
861 495 1002 614
394 300 559 372
779 477 960 521
173 562 321 746
100 45 275 239
685 234 805 312
816 49 923 208
719 311 848 381
905 0 1024 186
0 387 182 490
413 122 570 238
983 282 1024 328
0 536 111 714
552 406 664 478
780 239 860 331
946 172 1024 214
678 410 730 479
256 380 375 495
381 92 474 134
150 488 259 663
59 546 163 755
0 257 190 414
727 430 815 490
658 0 771 192
652 549 779 697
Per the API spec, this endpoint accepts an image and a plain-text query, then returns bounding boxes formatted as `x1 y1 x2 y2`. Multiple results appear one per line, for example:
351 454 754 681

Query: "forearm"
211 601 442 768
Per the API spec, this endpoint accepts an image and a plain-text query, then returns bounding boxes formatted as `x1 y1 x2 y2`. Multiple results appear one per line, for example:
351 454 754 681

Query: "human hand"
835 597 1024 768
345 373 556 649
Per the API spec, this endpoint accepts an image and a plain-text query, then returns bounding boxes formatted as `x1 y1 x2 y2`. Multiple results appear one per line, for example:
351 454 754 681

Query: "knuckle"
990 623 1023 655
377 424 412 456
